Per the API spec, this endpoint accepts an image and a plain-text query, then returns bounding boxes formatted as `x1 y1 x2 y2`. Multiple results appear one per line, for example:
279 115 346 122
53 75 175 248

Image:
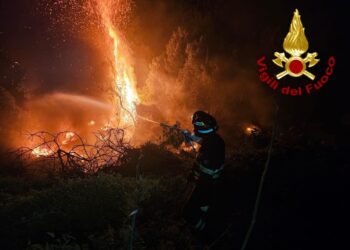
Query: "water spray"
137 115 200 152
137 115 184 132
136 115 162 125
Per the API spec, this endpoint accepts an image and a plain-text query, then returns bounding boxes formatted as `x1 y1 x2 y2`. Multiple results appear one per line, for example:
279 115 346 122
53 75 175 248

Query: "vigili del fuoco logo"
257 9 336 96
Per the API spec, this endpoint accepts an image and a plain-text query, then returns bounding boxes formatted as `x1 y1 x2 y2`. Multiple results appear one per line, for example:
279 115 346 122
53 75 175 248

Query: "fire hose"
138 110 279 249
137 115 198 151
207 104 279 249
137 114 198 213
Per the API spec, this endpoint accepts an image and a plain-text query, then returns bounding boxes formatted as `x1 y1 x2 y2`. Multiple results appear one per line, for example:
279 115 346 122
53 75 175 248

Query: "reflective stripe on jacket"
195 161 224 179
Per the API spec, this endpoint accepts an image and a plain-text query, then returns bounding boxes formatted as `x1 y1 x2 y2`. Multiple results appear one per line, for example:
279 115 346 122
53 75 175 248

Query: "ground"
0 128 347 250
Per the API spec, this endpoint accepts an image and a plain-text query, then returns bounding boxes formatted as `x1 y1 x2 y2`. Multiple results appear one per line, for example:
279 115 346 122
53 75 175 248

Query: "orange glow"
61 132 75 145
88 120 96 126
244 124 261 136
96 0 140 130
30 131 75 158
28 1 141 159
32 147 54 158
180 141 200 153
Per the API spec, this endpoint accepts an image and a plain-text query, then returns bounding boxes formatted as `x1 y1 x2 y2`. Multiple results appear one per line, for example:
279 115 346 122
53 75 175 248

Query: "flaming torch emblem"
273 9 319 80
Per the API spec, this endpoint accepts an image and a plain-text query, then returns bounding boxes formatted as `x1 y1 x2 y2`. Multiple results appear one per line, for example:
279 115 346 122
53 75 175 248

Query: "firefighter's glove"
182 130 192 141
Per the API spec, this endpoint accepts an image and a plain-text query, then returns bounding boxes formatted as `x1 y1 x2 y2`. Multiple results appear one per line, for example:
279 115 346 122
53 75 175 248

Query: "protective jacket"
193 132 225 180
184 131 225 233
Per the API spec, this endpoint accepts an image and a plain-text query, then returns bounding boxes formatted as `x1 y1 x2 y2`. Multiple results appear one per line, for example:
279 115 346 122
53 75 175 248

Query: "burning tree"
94 0 140 130
9 0 141 173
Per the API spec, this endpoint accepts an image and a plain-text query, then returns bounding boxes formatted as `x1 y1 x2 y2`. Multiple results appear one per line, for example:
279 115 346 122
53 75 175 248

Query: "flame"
283 9 309 56
244 124 261 136
180 141 200 153
245 127 254 134
32 147 54 158
88 120 96 126
61 132 75 145
31 131 75 157
95 0 140 129
18 1 141 160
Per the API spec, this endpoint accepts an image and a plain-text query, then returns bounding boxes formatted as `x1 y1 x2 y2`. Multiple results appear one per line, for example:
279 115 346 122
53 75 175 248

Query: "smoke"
5 93 114 149
23 93 113 130
1 0 277 151
0 87 22 151
130 1 276 142
136 28 274 142
0 0 136 149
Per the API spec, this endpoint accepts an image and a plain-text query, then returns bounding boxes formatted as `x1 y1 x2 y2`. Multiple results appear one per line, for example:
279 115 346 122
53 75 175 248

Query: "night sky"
0 0 347 138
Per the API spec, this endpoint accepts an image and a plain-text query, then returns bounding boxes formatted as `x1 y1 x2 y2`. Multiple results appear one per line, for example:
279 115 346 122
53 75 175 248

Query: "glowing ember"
31 131 77 157
61 132 75 145
32 147 53 158
245 125 261 136
96 0 140 129
180 141 200 153
88 120 96 126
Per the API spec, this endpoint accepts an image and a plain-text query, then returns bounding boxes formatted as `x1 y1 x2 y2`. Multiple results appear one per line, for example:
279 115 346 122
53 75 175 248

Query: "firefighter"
183 110 225 234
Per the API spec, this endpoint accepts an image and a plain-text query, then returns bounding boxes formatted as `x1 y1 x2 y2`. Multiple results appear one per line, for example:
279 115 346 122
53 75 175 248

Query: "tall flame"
95 0 139 129
283 9 309 56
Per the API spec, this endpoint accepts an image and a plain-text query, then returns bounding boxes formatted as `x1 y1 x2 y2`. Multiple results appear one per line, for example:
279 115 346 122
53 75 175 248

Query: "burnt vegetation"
0 123 347 249
14 128 129 177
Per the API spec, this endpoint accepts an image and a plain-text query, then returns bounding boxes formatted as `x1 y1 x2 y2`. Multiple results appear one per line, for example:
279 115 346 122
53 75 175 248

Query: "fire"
180 141 200 153
283 9 309 57
96 0 140 129
32 147 53 158
31 131 76 157
245 124 261 136
24 1 141 160
61 132 75 145
88 120 96 126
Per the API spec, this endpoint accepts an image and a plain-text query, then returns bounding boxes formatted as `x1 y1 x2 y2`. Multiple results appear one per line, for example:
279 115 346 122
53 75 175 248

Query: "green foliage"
137 176 192 249
0 174 129 248
0 139 195 249
0 172 191 249
0 152 26 177
0 177 54 196
117 142 191 178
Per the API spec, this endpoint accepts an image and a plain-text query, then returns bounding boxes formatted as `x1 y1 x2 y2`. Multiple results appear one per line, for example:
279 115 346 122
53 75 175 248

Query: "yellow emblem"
273 9 319 80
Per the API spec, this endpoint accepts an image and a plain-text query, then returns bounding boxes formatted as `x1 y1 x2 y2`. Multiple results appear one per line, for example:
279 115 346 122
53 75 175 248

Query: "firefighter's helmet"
192 111 218 135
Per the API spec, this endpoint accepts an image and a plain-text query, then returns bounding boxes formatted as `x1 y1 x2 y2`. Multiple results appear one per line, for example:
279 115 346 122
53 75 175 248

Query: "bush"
0 175 129 249
0 173 192 249
113 142 192 178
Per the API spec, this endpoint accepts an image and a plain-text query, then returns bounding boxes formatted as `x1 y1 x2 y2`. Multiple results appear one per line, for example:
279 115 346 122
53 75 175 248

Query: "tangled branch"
14 128 129 176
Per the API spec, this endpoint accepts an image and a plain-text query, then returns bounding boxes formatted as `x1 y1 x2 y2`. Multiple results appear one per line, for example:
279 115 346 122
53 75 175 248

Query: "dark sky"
0 0 347 133
0 0 103 97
